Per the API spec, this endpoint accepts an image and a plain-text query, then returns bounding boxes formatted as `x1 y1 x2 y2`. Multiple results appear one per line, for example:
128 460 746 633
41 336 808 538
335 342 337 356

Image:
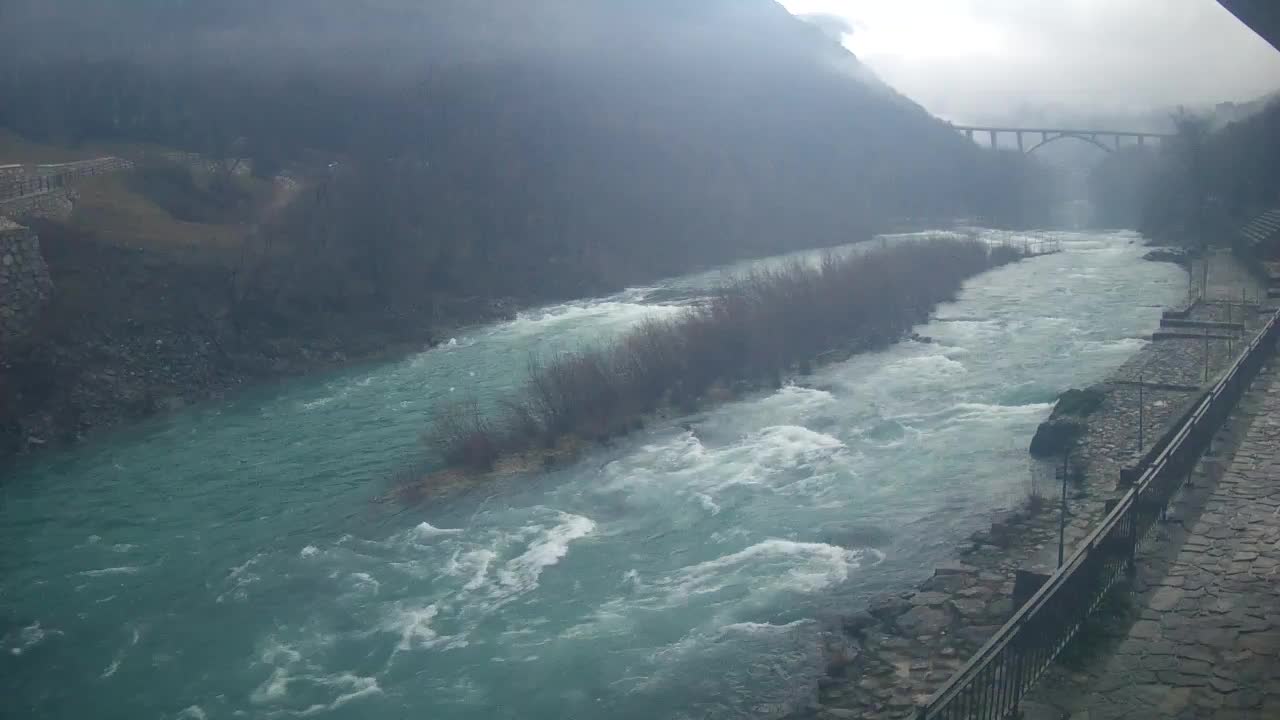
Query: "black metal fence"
918 306 1280 720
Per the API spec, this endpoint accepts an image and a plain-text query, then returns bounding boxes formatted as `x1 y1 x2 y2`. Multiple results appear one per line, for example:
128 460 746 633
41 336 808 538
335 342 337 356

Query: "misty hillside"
0 0 1053 457
0 0 1040 294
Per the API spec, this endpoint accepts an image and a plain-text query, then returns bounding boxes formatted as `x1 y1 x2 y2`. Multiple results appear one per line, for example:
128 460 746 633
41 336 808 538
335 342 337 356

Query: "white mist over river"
1 230 1184 719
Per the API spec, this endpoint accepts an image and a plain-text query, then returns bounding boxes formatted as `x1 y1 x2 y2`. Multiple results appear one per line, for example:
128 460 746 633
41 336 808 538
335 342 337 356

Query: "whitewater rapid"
0 230 1185 719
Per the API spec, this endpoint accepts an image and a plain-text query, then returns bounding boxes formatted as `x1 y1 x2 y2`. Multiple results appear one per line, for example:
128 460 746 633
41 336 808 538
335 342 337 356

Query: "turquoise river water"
1 230 1185 720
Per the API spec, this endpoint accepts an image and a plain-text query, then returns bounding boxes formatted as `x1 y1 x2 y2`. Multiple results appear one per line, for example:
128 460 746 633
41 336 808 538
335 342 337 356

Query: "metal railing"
918 306 1280 719
0 157 133 202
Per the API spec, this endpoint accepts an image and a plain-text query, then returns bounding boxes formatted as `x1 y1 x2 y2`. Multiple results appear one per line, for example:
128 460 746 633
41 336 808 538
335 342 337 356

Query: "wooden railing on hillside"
0 157 133 202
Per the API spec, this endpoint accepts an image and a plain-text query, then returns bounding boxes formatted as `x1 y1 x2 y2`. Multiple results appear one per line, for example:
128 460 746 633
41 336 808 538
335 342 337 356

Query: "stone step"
1152 330 1235 341
1160 318 1244 332
1112 379 1201 393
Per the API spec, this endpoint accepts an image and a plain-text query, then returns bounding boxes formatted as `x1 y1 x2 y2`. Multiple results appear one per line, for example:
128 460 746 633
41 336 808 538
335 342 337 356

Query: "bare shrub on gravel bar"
431 237 1030 471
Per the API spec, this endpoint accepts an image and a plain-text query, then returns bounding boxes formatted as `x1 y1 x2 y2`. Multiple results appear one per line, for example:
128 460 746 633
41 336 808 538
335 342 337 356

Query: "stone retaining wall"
0 189 75 222
0 218 52 348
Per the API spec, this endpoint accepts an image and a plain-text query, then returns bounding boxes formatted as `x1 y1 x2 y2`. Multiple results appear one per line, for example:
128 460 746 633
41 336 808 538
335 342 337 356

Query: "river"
1 230 1185 720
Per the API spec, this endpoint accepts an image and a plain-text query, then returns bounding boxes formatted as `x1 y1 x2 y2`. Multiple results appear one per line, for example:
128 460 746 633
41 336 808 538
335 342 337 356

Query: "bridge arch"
1026 132 1113 154
950 125 1170 154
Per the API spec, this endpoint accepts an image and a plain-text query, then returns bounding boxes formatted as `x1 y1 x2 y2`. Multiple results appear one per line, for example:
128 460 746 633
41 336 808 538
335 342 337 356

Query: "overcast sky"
778 0 1280 124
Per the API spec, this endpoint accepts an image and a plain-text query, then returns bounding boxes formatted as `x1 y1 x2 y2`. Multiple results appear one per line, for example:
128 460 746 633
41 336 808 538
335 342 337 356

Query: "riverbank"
0 217 523 465
420 237 1034 480
797 249 1268 718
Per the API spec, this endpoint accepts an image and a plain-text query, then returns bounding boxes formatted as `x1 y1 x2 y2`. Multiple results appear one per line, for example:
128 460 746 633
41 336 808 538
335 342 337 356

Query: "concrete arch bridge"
950 125 1174 153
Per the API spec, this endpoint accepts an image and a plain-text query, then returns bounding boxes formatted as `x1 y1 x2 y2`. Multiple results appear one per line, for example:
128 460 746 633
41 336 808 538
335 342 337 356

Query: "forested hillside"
1089 99 1280 242
1141 101 1280 243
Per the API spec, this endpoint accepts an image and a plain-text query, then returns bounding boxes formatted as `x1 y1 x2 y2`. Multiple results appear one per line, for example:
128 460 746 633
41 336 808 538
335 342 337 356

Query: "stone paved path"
1027 365 1280 719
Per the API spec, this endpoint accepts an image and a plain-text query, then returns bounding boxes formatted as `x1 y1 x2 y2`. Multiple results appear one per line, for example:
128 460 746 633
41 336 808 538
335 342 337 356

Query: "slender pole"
1059 451 1068 568
1138 371 1145 454
1228 301 1234 356
1198 325 1208 381
1204 327 1210 383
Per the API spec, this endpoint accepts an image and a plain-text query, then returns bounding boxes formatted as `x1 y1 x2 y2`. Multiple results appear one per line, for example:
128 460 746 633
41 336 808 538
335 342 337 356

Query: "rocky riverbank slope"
0 216 522 464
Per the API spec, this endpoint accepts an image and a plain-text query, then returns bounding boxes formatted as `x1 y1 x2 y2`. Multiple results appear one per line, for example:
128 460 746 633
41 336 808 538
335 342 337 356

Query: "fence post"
1137 372 1144 454
1127 503 1140 573
1204 327 1210 383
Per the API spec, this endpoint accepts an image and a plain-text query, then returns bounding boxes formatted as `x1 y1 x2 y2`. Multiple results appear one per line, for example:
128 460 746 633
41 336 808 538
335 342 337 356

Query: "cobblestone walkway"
1027 366 1280 719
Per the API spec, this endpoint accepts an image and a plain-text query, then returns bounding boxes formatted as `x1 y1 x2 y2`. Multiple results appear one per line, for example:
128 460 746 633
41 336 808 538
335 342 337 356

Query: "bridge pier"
988 130 997 149
1016 131 1024 152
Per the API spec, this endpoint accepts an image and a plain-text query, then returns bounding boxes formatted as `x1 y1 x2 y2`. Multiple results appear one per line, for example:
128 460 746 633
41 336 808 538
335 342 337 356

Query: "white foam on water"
494 512 596 597
100 626 141 679
388 603 440 651
599 420 850 517
111 543 137 553
251 642 381 716
294 674 382 716
79 566 141 577
347 572 380 596
457 549 497 591
218 554 263 603
694 492 721 515
655 540 860 606
251 666 292 705
412 521 463 541
715 618 815 637
700 425 848 496
744 384 837 423
6 621 60 656
499 300 683 339
884 353 967 378
175 706 207 720
948 402 1055 423
298 545 320 558
299 396 336 411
